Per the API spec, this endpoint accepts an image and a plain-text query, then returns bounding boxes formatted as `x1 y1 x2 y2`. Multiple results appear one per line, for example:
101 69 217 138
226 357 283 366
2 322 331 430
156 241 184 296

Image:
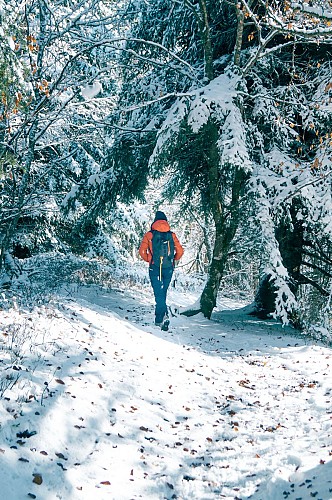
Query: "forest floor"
0 281 331 500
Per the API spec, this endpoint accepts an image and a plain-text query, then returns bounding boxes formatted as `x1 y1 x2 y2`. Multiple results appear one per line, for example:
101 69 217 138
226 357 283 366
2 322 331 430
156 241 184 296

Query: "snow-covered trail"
0 285 331 500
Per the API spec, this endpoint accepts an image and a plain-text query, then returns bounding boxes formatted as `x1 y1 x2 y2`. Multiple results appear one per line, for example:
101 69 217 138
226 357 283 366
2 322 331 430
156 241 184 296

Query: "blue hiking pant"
149 265 173 323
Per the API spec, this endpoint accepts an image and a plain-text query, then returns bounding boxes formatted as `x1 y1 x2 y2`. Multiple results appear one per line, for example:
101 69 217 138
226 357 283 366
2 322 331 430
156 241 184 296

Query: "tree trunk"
276 198 304 296
200 224 229 318
200 163 247 318
234 3 245 67
198 0 214 81
179 1 247 319
252 274 277 318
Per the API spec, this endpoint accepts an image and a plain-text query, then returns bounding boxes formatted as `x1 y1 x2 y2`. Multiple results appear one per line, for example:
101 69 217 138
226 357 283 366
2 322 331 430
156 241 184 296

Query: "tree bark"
234 3 245 67
198 0 214 81
200 162 247 318
200 224 229 318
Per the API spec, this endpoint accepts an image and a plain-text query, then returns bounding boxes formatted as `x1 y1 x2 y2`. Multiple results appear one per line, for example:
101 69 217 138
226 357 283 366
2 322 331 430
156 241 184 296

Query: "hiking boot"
161 315 170 331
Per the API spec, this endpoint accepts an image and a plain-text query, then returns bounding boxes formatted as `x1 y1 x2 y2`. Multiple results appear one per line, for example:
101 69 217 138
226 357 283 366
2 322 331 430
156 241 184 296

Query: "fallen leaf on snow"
17 430 37 439
32 473 43 485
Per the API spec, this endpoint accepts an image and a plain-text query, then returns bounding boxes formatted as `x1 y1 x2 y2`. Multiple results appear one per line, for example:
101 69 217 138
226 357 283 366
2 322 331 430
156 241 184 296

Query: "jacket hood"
151 220 171 232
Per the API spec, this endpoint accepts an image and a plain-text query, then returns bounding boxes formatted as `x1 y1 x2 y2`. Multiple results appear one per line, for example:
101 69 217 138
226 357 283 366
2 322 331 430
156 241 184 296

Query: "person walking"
139 211 184 330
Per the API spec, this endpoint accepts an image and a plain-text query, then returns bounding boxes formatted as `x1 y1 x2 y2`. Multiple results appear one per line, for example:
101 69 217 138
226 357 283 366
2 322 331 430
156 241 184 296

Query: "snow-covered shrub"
0 318 39 397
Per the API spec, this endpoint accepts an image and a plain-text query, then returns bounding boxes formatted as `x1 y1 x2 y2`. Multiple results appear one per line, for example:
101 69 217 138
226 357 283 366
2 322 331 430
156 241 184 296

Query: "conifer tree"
112 0 332 326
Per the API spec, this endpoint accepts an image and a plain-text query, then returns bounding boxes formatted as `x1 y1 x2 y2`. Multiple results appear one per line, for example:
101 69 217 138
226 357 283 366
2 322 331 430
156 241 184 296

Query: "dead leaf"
17 430 37 439
100 481 111 485
32 473 43 485
238 380 254 390
55 379 65 385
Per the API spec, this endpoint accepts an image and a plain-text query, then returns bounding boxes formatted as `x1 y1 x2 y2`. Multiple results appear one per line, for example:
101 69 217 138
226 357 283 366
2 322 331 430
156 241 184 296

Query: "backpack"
151 230 175 270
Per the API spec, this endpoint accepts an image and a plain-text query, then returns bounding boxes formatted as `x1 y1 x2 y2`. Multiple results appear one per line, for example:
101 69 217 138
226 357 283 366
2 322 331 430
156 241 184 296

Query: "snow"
291 2 332 20
8 36 15 51
81 82 103 99
0 282 332 499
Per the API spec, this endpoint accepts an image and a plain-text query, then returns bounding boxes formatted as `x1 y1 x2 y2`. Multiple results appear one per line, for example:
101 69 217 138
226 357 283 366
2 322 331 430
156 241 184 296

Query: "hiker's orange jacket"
139 220 184 265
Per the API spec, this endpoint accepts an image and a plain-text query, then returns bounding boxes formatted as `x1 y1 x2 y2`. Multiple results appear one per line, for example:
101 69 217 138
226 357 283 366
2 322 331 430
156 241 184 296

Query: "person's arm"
139 232 152 263
172 233 184 261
